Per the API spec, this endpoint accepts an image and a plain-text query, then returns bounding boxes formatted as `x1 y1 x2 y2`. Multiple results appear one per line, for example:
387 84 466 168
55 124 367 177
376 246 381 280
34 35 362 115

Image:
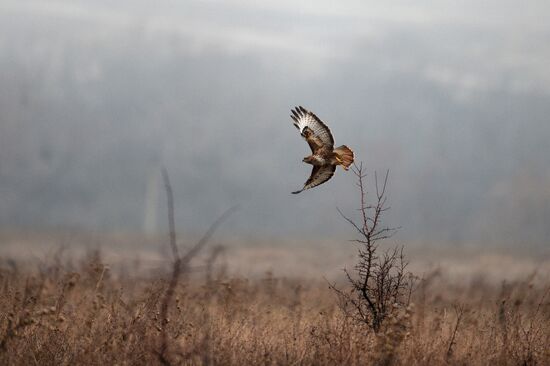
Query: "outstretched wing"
301 127 325 152
290 106 334 151
292 165 336 194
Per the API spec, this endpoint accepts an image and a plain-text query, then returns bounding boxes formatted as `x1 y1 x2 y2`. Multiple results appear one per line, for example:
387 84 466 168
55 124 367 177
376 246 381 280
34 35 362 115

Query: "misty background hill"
1 1 549 248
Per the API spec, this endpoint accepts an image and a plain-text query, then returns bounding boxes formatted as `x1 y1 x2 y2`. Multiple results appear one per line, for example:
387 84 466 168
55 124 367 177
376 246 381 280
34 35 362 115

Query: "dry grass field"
1 166 548 365
0 241 549 366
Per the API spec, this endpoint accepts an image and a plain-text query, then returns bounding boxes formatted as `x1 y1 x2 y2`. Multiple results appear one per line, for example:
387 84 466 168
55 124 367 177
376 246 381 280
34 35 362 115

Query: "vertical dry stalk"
205 246 225 286
157 168 237 365
161 167 179 261
446 304 465 360
498 299 509 358
158 167 182 365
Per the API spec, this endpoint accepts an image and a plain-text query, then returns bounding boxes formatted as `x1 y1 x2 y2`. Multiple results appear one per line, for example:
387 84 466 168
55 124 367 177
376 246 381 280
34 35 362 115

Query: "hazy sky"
1 1 549 247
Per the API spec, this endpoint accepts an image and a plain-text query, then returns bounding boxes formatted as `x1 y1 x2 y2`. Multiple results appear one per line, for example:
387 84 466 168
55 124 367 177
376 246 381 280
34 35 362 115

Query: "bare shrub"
331 163 415 332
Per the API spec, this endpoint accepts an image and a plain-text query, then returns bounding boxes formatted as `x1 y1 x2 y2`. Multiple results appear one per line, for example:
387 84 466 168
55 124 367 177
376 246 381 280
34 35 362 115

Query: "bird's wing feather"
292 165 336 194
290 106 334 151
302 127 325 152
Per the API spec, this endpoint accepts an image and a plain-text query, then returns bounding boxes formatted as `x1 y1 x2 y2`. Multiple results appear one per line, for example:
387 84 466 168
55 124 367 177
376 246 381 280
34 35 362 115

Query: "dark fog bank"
1 1 549 248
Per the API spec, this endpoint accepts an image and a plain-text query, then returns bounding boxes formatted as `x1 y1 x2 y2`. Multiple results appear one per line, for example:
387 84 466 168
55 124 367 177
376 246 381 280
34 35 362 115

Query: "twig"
161 167 179 261
446 304 465 360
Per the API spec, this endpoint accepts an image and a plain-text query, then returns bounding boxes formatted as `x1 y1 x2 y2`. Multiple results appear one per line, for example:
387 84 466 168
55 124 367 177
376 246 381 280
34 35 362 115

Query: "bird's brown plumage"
290 106 354 194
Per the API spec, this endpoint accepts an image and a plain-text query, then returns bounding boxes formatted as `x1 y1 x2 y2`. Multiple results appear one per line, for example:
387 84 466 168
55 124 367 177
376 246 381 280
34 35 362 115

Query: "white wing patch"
290 106 334 149
292 165 336 194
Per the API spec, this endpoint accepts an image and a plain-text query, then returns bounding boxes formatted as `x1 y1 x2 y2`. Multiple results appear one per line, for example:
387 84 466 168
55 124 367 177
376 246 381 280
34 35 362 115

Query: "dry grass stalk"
157 168 237 365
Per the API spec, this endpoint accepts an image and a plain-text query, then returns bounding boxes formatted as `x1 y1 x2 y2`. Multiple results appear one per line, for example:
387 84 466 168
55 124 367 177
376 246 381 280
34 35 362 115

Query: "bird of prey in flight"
290 106 354 194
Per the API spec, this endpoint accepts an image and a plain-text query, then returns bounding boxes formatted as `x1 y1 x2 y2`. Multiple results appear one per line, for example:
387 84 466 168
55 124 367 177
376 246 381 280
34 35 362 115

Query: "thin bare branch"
161 167 179 261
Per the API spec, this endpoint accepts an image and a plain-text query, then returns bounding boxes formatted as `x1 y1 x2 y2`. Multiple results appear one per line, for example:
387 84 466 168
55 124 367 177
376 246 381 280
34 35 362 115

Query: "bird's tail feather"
334 145 354 170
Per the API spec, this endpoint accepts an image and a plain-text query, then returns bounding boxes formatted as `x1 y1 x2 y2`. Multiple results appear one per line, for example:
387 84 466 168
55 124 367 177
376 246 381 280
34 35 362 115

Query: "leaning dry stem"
157 168 237 365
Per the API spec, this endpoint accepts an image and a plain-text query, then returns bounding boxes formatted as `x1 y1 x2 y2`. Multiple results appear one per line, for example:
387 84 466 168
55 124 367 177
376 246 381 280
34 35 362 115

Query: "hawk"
290 106 354 194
